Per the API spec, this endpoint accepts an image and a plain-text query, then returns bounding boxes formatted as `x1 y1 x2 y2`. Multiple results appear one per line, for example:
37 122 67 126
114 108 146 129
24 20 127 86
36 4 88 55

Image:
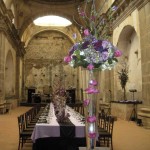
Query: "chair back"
68 102 84 115
98 113 107 129
105 115 115 134
76 103 84 114
18 115 26 133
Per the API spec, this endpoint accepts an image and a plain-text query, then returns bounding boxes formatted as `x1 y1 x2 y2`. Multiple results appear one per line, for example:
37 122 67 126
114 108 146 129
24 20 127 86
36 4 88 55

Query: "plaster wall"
112 9 142 101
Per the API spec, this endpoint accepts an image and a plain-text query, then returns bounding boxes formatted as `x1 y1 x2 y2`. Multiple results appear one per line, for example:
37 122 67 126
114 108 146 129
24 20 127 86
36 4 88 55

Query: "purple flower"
102 40 109 49
89 79 98 86
111 6 118 11
114 50 122 57
93 40 102 50
87 116 96 123
96 46 105 52
84 29 90 36
101 51 109 61
72 33 77 39
83 99 90 106
69 44 78 55
88 132 96 139
64 56 71 63
81 41 90 49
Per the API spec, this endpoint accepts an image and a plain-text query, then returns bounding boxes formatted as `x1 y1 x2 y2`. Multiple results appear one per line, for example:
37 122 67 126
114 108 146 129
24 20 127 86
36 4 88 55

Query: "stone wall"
0 33 5 102
0 32 17 102
112 9 142 101
24 30 78 98
139 2 150 106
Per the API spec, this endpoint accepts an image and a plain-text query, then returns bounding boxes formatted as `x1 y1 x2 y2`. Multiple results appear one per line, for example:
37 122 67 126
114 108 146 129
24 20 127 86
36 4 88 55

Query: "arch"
117 25 135 61
114 25 142 100
21 21 81 48
19 9 78 37
24 28 74 47
5 50 15 98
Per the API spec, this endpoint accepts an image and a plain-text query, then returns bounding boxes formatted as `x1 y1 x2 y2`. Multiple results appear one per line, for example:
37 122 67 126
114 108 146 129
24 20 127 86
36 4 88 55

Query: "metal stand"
129 103 138 121
129 89 137 121
129 89 137 100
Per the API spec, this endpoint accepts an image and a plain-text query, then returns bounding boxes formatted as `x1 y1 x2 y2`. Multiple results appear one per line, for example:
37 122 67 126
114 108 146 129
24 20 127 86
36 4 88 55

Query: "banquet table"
31 103 86 150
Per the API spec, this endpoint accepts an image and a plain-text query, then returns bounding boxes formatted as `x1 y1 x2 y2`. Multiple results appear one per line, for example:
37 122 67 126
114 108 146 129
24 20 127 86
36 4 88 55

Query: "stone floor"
0 106 150 150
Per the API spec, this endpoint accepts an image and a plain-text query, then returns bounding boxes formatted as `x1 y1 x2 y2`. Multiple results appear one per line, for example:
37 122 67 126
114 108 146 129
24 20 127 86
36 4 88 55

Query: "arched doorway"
115 25 142 100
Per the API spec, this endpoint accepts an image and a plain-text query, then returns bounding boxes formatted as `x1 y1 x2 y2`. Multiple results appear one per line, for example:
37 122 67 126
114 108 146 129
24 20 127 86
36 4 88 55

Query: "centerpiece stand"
64 0 122 149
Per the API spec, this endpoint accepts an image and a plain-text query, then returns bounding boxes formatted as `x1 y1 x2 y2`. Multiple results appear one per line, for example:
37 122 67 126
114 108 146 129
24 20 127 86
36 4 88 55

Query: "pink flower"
83 99 90 106
88 132 97 139
79 11 86 17
114 50 122 57
87 116 96 123
64 56 71 63
85 87 99 94
84 29 90 36
87 64 94 70
89 79 98 86
91 15 96 21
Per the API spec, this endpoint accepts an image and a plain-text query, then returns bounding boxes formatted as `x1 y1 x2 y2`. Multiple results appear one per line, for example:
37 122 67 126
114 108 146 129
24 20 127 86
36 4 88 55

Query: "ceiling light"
33 15 72 27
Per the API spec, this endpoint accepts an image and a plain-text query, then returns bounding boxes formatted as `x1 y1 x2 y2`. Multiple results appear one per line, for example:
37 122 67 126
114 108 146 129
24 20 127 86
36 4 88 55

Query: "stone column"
15 55 20 99
139 2 150 105
0 32 5 102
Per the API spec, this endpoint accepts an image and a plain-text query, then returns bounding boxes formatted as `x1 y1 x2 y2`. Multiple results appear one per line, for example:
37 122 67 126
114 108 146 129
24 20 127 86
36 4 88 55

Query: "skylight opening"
33 15 72 27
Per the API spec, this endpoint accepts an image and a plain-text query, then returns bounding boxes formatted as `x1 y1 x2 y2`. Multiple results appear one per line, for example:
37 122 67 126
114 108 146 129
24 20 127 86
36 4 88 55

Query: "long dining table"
31 103 86 150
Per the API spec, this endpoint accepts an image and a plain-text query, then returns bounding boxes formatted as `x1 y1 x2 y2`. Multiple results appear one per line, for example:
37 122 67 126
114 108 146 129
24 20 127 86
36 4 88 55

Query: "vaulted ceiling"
6 0 84 46
31 0 83 3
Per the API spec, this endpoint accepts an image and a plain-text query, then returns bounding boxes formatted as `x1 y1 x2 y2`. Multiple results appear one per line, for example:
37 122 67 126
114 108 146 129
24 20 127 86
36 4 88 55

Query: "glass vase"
85 70 98 150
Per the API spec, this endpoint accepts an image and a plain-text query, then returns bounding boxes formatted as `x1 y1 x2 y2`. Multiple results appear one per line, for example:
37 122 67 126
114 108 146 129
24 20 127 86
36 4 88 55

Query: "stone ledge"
140 108 150 113
138 112 150 118
138 107 150 129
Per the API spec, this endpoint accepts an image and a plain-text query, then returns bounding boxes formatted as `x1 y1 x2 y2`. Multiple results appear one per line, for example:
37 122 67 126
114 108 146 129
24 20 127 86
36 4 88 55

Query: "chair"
24 111 36 129
17 115 33 150
98 115 115 150
98 113 107 132
0 102 6 114
99 102 111 116
69 103 84 116
5 101 12 113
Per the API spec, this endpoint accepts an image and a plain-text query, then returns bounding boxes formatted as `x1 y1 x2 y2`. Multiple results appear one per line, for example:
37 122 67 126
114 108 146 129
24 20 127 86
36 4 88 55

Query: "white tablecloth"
31 103 85 143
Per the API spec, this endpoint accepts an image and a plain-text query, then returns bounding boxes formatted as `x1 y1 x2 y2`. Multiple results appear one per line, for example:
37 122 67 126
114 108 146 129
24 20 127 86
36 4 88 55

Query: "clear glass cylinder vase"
85 70 98 150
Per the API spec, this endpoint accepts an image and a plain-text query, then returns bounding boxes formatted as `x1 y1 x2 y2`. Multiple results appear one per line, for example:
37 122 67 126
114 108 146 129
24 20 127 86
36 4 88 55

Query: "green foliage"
118 65 128 89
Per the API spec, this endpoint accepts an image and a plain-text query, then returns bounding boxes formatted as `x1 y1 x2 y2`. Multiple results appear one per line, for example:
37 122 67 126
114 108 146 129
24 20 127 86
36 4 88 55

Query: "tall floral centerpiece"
64 0 122 149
